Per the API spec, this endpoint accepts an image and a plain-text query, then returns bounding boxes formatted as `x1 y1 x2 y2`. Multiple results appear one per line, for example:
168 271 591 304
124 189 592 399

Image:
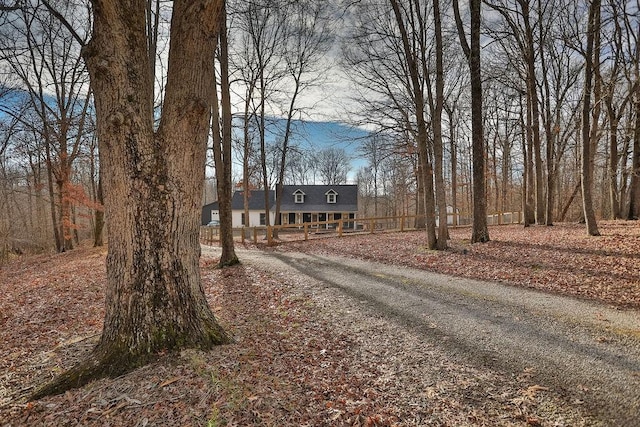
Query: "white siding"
231 210 275 228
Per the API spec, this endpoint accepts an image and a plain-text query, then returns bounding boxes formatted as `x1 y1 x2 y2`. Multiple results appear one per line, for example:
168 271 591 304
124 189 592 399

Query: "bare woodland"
1 0 639 259
0 0 639 399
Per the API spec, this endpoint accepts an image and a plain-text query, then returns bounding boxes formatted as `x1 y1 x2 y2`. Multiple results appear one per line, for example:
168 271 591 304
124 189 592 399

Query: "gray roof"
203 186 358 217
279 185 358 212
231 190 276 210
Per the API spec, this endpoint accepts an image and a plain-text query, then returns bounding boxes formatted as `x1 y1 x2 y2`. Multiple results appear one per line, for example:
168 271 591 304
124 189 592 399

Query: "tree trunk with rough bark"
454 0 489 243
580 0 601 236
31 0 230 399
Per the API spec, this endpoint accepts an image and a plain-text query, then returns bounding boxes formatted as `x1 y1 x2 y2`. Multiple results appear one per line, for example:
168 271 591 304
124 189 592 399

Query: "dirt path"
229 247 640 425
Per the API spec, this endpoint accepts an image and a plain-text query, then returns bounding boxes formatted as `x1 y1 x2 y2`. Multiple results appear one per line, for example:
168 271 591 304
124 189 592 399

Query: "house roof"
231 190 276 210
280 184 358 212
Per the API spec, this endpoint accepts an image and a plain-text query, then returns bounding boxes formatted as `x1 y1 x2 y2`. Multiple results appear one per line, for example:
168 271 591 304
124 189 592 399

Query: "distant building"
278 184 358 228
202 185 359 228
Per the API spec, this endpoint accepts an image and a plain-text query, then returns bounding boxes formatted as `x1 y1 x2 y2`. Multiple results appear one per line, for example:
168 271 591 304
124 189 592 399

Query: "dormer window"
293 189 305 203
325 189 338 204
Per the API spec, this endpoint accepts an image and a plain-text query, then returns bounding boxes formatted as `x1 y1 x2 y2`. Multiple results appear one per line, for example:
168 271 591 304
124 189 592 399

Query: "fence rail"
200 211 522 246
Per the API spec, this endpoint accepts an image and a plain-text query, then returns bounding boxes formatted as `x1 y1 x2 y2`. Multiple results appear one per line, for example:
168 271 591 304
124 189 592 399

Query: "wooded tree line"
3 0 638 260
345 0 640 245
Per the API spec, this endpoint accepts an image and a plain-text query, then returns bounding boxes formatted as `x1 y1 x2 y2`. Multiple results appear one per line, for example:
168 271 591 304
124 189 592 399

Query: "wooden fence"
200 211 522 246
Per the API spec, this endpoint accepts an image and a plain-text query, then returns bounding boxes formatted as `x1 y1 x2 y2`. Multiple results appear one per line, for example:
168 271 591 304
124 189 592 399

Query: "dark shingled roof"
279 185 358 212
231 190 276 210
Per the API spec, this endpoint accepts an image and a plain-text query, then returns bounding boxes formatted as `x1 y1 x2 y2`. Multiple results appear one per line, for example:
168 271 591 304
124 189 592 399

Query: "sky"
222 117 371 185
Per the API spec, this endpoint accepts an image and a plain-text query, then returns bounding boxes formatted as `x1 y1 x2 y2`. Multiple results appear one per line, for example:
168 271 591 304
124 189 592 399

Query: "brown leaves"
274 221 640 309
521 384 550 400
1 223 621 425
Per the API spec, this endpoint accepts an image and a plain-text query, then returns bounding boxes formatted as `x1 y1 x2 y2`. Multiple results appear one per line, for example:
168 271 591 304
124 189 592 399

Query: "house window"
325 189 338 203
293 189 305 203
241 213 246 226
260 213 266 225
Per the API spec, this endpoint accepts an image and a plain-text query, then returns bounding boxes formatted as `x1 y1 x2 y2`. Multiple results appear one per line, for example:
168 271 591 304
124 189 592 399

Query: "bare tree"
250 1 286 228
359 135 390 217
340 1 429 231
580 0 601 235
273 0 333 235
453 0 489 242
317 147 350 185
601 0 635 219
211 0 238 266
31 0 230 398
616 0 640 220
432 0 448 248
388 0 438 248
1 2 93 251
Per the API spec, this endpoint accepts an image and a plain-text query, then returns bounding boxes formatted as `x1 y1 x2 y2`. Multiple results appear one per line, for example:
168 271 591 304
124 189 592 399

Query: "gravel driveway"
206 246 640 425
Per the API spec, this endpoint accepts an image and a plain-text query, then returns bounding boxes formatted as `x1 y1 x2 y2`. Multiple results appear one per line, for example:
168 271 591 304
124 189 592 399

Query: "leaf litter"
1 222 636 425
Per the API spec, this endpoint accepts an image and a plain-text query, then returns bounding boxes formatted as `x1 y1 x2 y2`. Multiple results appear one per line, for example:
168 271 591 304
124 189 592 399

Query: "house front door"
288 213 296 224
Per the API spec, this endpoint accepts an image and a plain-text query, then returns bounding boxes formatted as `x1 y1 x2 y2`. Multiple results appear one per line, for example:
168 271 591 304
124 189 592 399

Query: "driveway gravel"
226 247 640 425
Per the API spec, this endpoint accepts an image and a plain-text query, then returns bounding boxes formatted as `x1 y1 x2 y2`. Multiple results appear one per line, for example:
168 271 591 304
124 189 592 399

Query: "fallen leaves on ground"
271 221 640 309
0 222 630 426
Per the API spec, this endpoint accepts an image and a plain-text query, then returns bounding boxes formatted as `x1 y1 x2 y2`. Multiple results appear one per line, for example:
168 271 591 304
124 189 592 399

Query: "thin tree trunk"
626 98 640 219
390 0 436 248
44 133 63 252
580 0 601 236
520 0 544 225
273 76 301 239
446 106 459 226
212 1 238 266
454 0 489 242
538 0 555 226
559 180 581 222
433 0 448 248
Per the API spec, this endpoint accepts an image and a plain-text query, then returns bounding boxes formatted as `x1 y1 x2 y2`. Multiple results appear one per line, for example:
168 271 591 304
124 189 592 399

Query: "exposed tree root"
218 256 240 268
29 325 232 401
29 347 148 400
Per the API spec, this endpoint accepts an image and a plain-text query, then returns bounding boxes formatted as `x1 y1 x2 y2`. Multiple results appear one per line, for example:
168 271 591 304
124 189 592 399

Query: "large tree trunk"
31 0 230 399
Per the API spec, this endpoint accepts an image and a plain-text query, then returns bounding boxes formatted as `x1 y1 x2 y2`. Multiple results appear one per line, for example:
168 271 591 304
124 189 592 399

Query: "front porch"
280 211 357 229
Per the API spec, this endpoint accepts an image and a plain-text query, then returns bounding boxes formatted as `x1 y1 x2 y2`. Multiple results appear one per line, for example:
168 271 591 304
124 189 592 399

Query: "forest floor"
0 221 638 426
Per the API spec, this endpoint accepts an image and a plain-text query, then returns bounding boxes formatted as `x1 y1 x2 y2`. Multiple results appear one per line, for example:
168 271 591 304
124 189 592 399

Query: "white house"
201 190 276 227
202 185 359 228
